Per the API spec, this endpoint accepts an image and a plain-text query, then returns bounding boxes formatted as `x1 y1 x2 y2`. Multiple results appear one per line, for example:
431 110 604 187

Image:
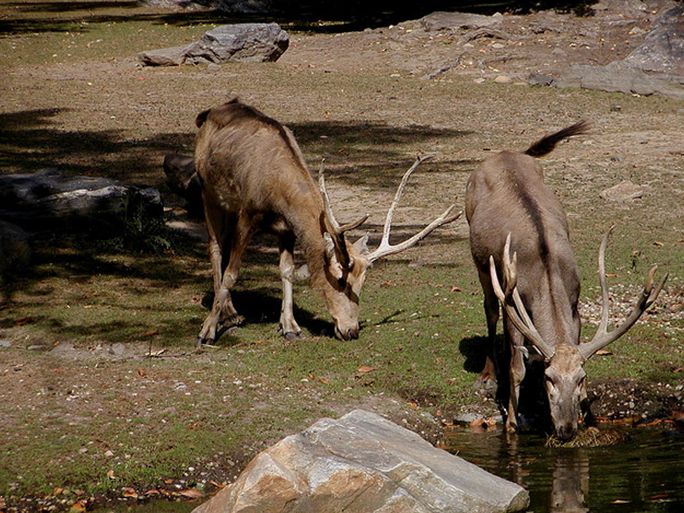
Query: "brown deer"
465 121 667 440
194 99 460 345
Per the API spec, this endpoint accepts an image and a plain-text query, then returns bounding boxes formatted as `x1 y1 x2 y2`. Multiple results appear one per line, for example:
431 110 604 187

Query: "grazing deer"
194 99 460 345
465 121 667 440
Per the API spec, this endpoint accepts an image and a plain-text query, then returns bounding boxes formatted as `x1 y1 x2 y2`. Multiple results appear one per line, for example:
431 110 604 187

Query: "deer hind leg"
277 231 301 340
198 210 251 346
504 314 526 433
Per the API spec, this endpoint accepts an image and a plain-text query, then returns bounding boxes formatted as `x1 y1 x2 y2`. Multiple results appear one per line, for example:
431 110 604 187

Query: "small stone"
600 180 645 202
494 75 512 83
27 344 48 351
491 42 505 49
104 450 114 458
109 343 126 356
473 77 486 84
0 340 11 348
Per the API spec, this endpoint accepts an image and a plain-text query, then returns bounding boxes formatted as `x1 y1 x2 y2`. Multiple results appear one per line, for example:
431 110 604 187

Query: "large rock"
554 5 683 99
420 11 502 32
623 5 684 75
163 153 203 217
138 23 288 66
0 169 163 233
192 410 529 513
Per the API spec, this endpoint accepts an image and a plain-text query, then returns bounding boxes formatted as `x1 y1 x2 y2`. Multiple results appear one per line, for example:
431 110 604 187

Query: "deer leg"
198 211 252 345
277 231 301 340
504 314 526 433
478 271 500 384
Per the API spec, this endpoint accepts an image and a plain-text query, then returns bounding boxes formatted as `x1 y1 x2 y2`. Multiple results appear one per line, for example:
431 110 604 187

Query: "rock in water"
192 409 529 513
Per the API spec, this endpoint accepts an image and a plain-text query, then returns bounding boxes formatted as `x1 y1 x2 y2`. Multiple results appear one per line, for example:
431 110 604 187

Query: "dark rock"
0 169 163 233
420 11 502 32
138 23 289 66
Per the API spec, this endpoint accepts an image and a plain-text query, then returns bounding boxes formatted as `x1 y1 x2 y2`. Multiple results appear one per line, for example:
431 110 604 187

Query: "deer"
193 98 461 345
465 121 667 441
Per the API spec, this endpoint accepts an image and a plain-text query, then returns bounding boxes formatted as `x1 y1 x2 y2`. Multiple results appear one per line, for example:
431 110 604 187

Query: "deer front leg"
198 212 251 346
505 318 526 433
477 271 500 386
277 232 301 340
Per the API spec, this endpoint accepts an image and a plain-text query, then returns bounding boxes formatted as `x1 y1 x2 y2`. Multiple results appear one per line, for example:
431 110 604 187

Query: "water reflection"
442 427 684 513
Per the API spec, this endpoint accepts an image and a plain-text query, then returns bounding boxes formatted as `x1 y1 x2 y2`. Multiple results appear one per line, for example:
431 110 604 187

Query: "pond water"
96 427 683 513
442 426 684 513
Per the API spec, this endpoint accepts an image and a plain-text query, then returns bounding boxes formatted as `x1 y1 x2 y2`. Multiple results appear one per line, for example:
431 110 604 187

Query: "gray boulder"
623 5 684 75
192 409 529 513
0 169 163 233
555 62 684 99
138 23 289 66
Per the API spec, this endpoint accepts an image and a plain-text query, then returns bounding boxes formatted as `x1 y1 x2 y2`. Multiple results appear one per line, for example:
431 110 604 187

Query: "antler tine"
319 160 369 234
579 230 669 360
594 225 615 338
366 155 461 263
489 253 554 359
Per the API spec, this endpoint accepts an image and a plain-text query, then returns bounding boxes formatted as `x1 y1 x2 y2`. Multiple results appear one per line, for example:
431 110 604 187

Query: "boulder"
420 11 502 32
623 5 684 75
138 23 289 66
192 410 529 513
0 169 163 233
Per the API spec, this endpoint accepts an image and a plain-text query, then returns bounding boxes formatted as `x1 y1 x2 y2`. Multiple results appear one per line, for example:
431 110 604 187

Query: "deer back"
466 150 580 344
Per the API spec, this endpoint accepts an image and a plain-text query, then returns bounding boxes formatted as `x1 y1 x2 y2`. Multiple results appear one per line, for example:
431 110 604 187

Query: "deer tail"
524 120 590 158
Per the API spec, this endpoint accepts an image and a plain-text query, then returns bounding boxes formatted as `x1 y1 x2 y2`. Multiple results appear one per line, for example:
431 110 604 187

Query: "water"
442 427 684 513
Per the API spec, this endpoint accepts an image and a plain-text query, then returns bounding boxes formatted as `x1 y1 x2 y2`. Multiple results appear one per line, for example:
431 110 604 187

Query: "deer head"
319 156 461 340
489 229 667 440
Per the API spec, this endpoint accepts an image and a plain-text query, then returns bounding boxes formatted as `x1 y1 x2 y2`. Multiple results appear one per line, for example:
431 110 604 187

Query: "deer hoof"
283 331 301 341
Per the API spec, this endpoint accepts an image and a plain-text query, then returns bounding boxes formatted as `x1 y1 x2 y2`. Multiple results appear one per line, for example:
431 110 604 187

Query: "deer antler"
579 227 668 360
489 234 555 359
366 156 461 263
319 161 369 234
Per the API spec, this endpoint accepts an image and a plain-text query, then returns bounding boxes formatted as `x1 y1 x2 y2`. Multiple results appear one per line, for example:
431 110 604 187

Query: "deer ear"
323 232 345 279
353 233 370 255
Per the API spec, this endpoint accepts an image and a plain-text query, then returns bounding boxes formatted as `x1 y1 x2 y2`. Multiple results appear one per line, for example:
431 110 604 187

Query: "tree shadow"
459 334 492 374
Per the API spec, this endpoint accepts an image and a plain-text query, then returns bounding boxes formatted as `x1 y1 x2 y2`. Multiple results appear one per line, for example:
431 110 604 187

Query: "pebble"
494 75 512 83
0 340 11 348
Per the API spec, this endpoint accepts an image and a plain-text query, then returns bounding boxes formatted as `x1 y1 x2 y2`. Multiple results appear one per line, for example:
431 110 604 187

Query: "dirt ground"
1 0 683 511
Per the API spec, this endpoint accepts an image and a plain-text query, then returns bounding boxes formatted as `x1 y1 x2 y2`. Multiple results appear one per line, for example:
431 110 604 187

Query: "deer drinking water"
194 99 461 345
465 121 667 440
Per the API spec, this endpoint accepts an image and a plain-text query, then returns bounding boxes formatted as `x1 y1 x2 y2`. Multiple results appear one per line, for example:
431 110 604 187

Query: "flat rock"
192 409 529 513
138 44 194 66
556 62 684 99
599 180 645 202
420 11 502 32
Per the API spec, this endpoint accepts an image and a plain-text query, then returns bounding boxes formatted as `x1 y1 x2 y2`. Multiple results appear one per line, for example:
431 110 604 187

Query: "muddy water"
443 427 684 512
99 427 683 513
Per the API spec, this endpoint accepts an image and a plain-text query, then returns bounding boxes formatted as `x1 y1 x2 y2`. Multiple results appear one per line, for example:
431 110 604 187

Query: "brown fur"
466 122 588 440
193 99 369 342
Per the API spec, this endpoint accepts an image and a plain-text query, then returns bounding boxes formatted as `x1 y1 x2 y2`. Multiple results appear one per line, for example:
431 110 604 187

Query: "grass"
0 0 682 506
